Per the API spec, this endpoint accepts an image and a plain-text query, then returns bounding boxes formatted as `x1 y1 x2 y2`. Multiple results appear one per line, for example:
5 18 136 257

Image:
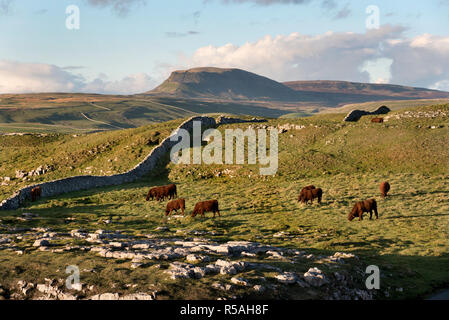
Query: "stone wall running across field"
0 115 264 211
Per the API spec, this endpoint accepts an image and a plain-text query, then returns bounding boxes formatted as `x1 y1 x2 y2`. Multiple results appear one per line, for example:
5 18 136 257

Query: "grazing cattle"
300 185 316 193
371 117 384 123
348 199 378 221
145 184 177 201
165 184 177 200
298 188 323 204
165 198 185 216
380 181 390 198
145 187 159 201
31 186 42 202
191 200 220 218
297 185 316 203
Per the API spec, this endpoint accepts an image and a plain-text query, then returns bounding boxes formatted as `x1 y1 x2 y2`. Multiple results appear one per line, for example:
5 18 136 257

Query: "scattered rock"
165 262 206 280
186 254 210 263
215 259 247 275
231 277 250 286
253 285 265 293
303 267 329 287
33 239 50 247
90 293 120 300
120 292 154 300
275 272 297 284
266 250 285 260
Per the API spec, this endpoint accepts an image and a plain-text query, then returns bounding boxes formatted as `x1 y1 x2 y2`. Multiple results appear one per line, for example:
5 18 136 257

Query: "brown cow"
31 186 42 202
297 185 316 203
191 200 220 218
145 184 177 201
145 187 159 201
348 199 378 221
164 184 177 200
300 185 316 193
371 117 384 123
165 198 185 216
380 181 390 198
298 188 323 204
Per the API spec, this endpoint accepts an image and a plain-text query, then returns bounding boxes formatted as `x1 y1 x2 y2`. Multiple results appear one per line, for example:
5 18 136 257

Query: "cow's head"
348 205 358 221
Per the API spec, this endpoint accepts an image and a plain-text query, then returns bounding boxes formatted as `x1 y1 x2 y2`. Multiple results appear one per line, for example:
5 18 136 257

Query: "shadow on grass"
361 253 449 299
384 213 449 220
386 190 449 199
18 174 175 209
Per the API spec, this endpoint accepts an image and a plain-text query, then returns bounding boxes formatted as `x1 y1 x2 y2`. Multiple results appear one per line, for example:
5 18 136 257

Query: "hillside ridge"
147 67 449 103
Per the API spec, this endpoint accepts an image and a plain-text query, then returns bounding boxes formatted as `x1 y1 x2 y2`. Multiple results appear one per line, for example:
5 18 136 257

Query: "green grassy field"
0 103 448 299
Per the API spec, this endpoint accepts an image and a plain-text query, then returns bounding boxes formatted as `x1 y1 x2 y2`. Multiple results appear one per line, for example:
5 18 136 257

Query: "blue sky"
1 0 449 94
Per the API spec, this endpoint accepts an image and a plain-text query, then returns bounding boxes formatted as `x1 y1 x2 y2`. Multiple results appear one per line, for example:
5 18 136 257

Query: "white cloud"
431 80 449 91
386 33 449 88
82 73 156 94
3 26 449 95
0 60 84 93
174 25 449 89
359 58 393 84
179 25 405 83
0 60 156 94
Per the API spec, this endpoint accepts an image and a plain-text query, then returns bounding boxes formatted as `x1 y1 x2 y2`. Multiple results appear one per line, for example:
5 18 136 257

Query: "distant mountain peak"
146 67 301 101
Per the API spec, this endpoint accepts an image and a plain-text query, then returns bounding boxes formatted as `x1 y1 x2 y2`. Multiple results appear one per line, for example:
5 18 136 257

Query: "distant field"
0 103 448 299
0 93 296 133
4 93 449 133
0 93 197 133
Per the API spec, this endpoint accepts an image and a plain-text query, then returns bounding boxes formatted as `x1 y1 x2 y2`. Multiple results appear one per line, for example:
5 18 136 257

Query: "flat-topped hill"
147 67 302 101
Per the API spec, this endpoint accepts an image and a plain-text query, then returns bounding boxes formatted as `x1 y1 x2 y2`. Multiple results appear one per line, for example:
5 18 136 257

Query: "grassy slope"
0 104 448 299
0 119 184 201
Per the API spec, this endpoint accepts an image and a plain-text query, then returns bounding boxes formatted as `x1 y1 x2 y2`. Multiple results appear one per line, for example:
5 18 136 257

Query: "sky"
0 0 449 94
